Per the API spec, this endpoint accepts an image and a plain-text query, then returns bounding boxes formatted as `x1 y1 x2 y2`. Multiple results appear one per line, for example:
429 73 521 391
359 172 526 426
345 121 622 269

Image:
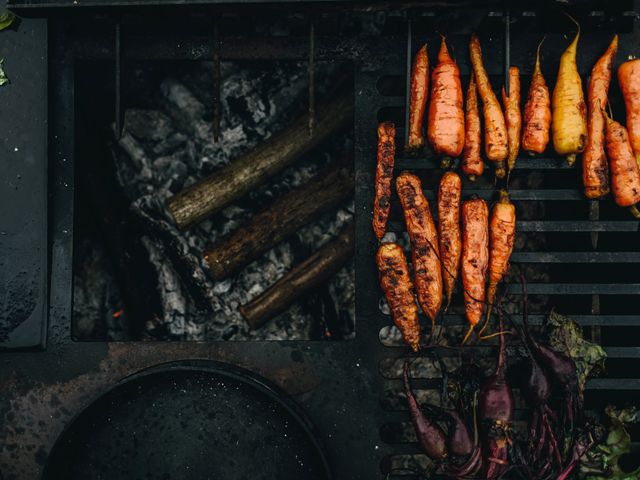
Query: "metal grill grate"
353 4 640 477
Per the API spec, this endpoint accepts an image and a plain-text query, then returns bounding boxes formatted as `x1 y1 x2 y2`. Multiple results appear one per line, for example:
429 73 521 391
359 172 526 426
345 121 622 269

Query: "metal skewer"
504 9 510 97
308 20 315 137
213 19 221 142
404 19 412 145
115 21 123 139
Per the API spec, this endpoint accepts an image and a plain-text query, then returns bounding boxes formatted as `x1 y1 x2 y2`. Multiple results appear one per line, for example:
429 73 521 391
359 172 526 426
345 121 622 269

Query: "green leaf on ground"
0 11 15 31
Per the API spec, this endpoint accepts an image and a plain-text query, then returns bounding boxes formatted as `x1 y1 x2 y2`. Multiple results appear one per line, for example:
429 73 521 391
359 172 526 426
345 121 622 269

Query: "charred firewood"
131 195 220 314
166 91 353 229
204 161 353 280
240 222 353 330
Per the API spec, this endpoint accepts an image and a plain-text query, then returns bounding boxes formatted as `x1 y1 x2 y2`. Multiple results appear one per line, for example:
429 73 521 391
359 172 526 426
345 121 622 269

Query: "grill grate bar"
380 344 640 359
504 283 640 295
382 377 640 392
510 252 640 263
586 378 640 390
419 189 584 200
387 220 639 232
597 347 640 358
396 157 573 170
376 313 640 326
516 220 639 232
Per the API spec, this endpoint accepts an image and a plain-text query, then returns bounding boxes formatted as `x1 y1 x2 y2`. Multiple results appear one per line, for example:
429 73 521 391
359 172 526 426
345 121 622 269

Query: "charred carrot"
438 172 462 311
502 66 522 175
461 197 489 344
483 190 516 333
552 15 587 167
462 73 484 181
376 243 421 352
617 59 640 166
583 35 618 199
428 36 465 167
372 122 395 240
396 173 443 332
522 39 551 155
406 45 429 153
469 34 508 179
604 112 640 218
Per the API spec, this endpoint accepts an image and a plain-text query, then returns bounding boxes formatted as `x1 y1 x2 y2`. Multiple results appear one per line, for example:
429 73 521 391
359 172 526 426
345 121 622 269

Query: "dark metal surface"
0 4 640 480
0 19 48 350
43 361 332 480
4 0 530 9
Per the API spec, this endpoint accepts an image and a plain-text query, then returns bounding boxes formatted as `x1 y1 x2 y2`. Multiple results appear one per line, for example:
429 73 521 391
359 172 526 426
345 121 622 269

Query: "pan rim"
41 358 334 480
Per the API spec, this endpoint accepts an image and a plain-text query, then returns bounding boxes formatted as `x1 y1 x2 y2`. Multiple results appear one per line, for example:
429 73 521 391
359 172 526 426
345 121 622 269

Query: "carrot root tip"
467 174 477 182
479 330 511 340
444 296 452 313
478 308 492 337
462 324 475 345
566 153 577 167
630 205 640 219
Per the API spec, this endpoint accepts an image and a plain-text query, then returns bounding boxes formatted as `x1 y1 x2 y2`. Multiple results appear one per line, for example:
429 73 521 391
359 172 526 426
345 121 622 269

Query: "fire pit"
72 58 355 342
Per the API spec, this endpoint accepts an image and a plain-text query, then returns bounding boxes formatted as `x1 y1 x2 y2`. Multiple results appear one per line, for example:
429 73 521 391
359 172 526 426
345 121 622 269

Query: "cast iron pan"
43 360 332 480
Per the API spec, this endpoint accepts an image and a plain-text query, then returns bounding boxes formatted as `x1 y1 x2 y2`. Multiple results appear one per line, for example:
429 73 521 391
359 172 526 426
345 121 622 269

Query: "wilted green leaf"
547 310 607 393
0 11 15 31
0 58 8 86
580 407 640 479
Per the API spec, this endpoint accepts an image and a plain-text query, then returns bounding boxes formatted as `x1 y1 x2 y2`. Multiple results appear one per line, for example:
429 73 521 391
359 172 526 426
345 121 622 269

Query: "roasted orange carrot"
502 66 522 175
583 35 618 199
604 112 640 218
461 197 489 344
462 73 484 181
552 15 587 167
373 122 395 240
428 36 465 167
438 172 462 311
406 45 429 153
377 243 421 352
617 59 640 166
522 39 551 155
483 190 516 333
469 34 508 179
396 173 443 332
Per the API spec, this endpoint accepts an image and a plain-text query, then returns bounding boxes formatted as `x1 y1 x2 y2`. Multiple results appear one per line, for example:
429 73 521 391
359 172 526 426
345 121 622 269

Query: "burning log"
240 222 354 330
204 162 353 280
166 92 353 229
